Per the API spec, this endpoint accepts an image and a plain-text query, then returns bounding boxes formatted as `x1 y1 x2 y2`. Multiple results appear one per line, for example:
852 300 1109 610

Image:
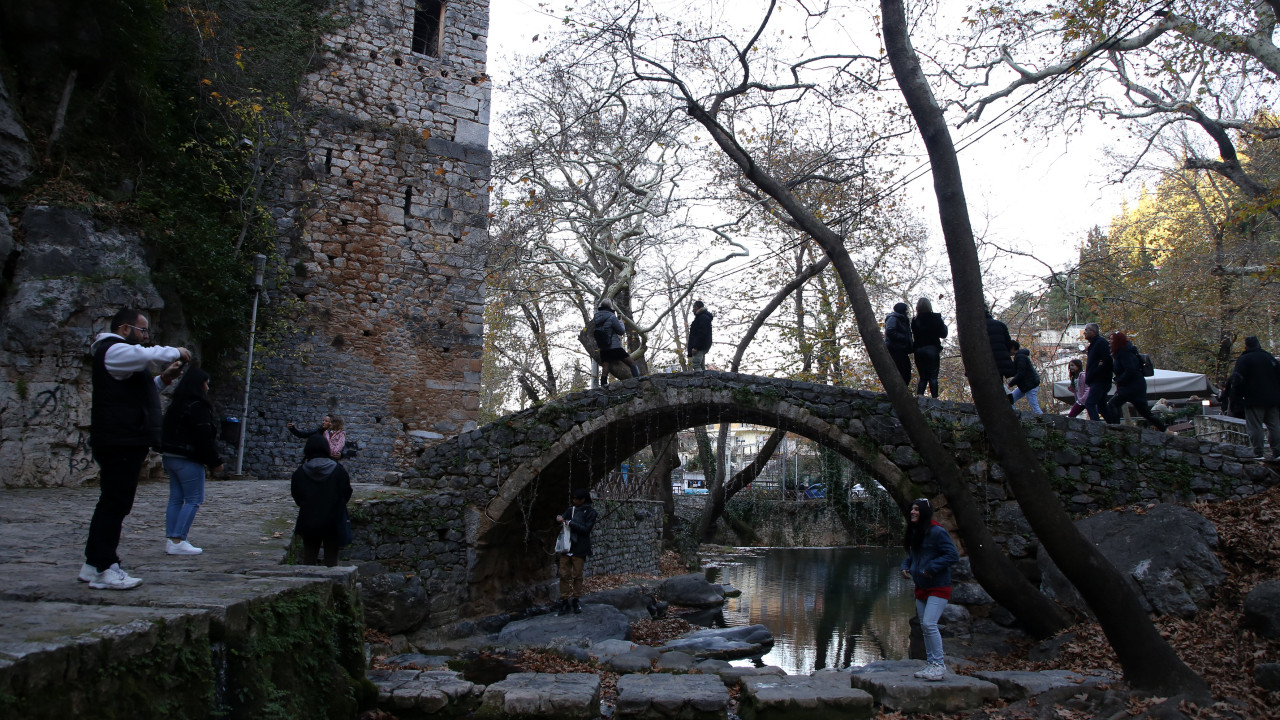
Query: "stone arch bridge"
404 371 1274 622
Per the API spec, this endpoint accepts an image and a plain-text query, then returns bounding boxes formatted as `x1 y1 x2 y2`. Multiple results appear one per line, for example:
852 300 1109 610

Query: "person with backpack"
1106 331 1166 431
911 297 948 398
1007 340 1042 414
158 366 223 556
593 299 639 385
884 302 913 385
1229 335 1280 460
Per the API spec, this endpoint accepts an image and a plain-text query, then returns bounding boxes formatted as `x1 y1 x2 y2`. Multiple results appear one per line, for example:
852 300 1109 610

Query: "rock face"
495 603 631 646
0 206 171 487
660 573 726 608
0 75 32 190
1037 504 1225 619
1244 581 1280 638
582 586 659 620
359 566 430 635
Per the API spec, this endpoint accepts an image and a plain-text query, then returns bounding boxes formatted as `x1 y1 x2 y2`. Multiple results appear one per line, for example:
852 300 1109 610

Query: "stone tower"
246 0 491 478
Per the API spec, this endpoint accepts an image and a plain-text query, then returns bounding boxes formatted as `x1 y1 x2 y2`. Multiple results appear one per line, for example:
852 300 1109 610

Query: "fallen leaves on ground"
514 649 620 706
630 617 694 646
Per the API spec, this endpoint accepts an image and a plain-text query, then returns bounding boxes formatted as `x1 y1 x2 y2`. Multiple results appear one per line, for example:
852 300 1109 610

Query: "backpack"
593 319 614 352
1138 353 1155 377
341 439 359 459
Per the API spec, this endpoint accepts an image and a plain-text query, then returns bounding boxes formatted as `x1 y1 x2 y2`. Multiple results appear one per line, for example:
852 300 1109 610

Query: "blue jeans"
1011 386 1042 414
163 455 205 540
916 595 948 666
1084 382 1114 422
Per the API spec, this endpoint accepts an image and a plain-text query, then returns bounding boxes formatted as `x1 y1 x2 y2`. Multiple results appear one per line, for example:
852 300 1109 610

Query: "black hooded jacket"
688 309 713 354
159 368 222 468
291 456 353 541
985 315 1015 377
911 312 948 351
1010 348 1041 392
1231 346 1280 408
1112 342 1146 394
559 501 597 557
885 305 913 353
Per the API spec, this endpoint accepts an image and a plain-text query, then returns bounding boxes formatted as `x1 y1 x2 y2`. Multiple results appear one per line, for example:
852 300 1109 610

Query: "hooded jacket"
559 501 598 557
985 315 1015 378
1230 345 1280 408
592 308 626 351
884 304 913 353
911 312 948 351
290 457 353 540
160 368 222 467
688 309 714 354
1085 333 1114 388
1010 348 1041 392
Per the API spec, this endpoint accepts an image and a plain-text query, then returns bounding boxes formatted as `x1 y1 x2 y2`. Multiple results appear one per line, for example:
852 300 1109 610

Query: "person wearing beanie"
1229 335 1280 460
884 302 914 384
554 488 597 615
158 366 223 556
687 300 714 370
900 498 958 682
1106 331 1166 431
593 298 640 384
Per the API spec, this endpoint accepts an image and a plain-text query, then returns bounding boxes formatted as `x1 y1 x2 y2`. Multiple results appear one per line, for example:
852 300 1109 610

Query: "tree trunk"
645 435 681 542
880 0 1208 698
682 72 1072 640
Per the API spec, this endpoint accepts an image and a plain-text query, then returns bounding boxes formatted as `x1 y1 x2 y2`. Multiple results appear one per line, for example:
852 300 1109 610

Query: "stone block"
848 661 998 713
615 673 729 720
738 673 873 720
478 673 600 719
969 669 1097 700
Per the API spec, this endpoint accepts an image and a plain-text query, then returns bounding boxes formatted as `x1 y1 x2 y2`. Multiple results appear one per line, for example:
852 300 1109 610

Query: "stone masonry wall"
340 488 662 630
241 0 491 481
672 494 853 548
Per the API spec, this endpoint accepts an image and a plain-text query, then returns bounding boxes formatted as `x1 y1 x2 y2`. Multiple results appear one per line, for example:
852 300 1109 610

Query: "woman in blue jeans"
900 498 959 681
158 367 223 555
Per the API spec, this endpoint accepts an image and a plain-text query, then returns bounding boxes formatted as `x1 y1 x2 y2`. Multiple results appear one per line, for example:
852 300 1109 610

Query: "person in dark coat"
899 498 958 682
1229 336 1280 459
1007 341 1042 414
159 367 222 556
985 311 1016 379
1106 332 1166 431
1083 323 1115 422
884 302 914 385
593 298 640 384
290 434 353 566
911 297 948 398
554 488 598 615
687 300 714 370
80 308 190 591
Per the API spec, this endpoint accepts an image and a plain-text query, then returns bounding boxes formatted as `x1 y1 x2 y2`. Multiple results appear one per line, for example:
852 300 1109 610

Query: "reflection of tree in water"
716 548 914 674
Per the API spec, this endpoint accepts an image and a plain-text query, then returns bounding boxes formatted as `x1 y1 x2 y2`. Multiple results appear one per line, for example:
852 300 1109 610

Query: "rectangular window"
412 0 444 57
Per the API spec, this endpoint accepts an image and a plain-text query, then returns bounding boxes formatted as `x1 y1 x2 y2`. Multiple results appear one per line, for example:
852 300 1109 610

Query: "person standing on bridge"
688 300 713 370
594 299 640 384
1229 335 1280 460
900 498 958 682
1083 323 1115 422
984 309 1016 381
911 297 947 398
884 302 914 385
554 488 597 615
79 308 190 590
1106 331 1166 432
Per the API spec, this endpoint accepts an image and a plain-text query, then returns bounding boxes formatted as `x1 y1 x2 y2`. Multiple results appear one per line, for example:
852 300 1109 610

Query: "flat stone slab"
606 648 659 673
616 672 730 720
713 665 786 688
496 604 631 646
369 668 484 718
848 660 998 713
659 624 773 659
970 669 1108 700
739 673 874 720
478 672 600 718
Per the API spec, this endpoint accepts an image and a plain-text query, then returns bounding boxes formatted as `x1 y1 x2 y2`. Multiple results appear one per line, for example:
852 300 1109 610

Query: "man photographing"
78 308 190 590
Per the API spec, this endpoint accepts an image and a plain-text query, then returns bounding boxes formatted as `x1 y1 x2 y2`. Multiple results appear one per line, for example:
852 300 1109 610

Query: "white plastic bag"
555 522 571 554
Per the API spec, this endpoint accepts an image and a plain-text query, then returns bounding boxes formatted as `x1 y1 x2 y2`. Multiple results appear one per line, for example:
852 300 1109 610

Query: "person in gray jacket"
593 299 640 384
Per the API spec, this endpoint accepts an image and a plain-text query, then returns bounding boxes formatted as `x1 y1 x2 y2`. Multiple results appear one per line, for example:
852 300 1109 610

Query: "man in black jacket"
885 302 913 384
985 311 1015 379
1230 336 1280 460
1083 323 1116 422
688 300 713 370
554 489 597 615
80 309 190 590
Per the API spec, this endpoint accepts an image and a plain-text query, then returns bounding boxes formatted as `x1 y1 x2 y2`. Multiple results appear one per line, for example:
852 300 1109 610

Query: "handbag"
554 522 571 554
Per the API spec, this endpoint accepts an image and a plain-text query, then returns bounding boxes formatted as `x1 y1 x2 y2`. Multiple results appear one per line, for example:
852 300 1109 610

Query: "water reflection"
704 547 916 674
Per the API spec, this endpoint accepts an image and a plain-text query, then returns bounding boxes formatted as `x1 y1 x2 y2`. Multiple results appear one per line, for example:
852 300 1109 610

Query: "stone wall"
672 494 854 547
238 0 491 481
339 488 662 630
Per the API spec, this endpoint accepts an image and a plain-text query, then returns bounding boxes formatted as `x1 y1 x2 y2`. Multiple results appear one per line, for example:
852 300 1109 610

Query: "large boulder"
496 603 631 647
581 586 658 620
1037 504 1224 619
1244 581 1280 638
0 76 32 190
658 624 773 659
659 573 725 608
359 565 430 635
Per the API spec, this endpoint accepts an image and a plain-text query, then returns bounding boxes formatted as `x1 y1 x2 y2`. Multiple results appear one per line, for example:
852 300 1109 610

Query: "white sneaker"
924 663 946 682
912 664 933 679
77 563 98 583
88 563 142 590
166 539 203 555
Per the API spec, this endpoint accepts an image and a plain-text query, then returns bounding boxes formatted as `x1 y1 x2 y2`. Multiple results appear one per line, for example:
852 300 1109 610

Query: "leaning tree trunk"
684 93 1072 638
880 0 1208 698
645 435 681 542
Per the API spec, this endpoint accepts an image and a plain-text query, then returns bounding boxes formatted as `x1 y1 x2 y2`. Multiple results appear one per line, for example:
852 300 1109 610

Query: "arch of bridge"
408 371 1273 616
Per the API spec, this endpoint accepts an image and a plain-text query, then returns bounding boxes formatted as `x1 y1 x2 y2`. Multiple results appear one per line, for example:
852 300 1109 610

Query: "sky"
486 0 1135 302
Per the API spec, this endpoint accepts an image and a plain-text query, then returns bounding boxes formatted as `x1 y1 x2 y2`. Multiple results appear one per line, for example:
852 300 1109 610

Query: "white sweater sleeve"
103 343 181 381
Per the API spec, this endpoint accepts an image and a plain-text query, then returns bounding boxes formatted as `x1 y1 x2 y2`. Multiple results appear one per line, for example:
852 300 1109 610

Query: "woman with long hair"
911 297 948 398
1066 358 1089 418
290 433 353 566
1107 331 1166 431
159 367 222 555
900 498 959 681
